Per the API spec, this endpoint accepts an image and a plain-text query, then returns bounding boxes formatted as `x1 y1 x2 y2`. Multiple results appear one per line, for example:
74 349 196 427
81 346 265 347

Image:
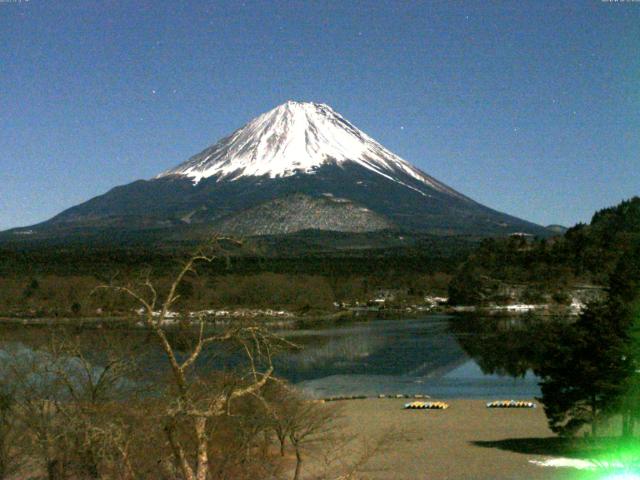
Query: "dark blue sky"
1 0 638 230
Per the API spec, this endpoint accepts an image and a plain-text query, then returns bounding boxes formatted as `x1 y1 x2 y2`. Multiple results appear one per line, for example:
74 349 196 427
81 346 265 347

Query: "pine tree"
609 244 640 436
536 302 630 436
536 243 640 437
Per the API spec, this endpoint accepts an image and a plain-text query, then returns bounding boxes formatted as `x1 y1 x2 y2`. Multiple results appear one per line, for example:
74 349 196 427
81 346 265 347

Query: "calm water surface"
275 315 541 399
0 315 544 400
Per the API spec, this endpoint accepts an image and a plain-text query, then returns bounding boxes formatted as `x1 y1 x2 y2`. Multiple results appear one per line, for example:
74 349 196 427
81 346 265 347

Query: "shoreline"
0 303 580 328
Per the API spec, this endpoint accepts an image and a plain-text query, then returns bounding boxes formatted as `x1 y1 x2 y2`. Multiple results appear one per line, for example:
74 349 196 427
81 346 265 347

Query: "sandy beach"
326 398 574 480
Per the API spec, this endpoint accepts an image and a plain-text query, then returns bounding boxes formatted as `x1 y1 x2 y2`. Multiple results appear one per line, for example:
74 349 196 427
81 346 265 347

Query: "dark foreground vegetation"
0 241 386 480
0 330 376 480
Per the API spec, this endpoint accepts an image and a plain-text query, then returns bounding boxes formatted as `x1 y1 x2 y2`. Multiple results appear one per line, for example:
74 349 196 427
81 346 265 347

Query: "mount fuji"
7 101 548 239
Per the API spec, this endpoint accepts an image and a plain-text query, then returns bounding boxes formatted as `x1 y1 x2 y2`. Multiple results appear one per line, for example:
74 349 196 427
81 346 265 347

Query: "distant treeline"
0 234 477 317
0 234 477 278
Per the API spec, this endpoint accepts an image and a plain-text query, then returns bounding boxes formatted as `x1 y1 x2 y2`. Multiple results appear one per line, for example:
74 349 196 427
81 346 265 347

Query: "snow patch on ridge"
157 101 465 200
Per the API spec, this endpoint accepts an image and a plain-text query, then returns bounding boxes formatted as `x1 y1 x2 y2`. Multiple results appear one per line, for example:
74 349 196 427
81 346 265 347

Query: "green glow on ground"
549 437 640 480
599 474 640 480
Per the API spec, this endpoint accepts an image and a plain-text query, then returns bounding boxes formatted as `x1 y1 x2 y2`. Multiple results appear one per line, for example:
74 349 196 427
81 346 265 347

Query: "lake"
0 314 545 400
275 315 542 399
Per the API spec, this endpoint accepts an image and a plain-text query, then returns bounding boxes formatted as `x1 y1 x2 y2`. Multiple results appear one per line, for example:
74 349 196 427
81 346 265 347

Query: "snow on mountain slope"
158 101 466 200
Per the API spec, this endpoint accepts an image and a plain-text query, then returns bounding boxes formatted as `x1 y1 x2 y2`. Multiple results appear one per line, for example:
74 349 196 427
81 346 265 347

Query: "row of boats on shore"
320 396 537 410
404 400 536 409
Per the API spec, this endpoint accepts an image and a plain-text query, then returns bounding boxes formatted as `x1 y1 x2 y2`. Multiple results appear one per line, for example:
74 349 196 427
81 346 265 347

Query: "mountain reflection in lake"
0 315 555 399
275 315 548 399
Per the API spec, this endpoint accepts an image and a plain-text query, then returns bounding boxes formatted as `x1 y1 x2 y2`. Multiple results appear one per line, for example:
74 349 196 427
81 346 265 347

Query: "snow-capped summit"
158 101 463 199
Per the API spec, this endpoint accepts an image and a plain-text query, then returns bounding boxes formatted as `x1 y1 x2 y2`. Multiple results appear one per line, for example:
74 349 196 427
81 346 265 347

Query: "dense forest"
448 197 640 305
0 233 475 318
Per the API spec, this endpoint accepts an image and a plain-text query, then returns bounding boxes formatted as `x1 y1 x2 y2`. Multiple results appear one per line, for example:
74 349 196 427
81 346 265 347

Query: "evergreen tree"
536 243 640 437
536 303 630 436
610 244 640 436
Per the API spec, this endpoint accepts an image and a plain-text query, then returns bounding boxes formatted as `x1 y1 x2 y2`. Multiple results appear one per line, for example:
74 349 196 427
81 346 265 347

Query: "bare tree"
258 381 342 480
320 434 398 480
49 335 144 479
264 387 394 480
0 341 72 480
2 330 146 480
287 399 338 480
0 388 22 480
95 237 292 480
